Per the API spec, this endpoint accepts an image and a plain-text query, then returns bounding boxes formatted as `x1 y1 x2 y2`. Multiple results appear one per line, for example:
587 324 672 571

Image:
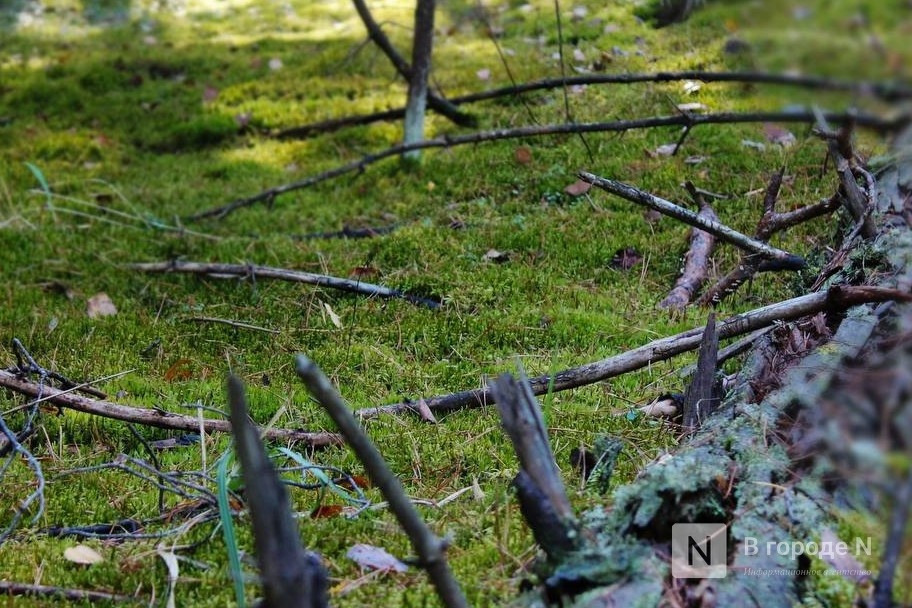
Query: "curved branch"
193 110 907 221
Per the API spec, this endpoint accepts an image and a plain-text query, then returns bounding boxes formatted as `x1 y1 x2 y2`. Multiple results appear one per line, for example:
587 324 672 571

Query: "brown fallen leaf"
311 505 344 519
164 358 194 382
763 123 796 147
87 292 117 318
564 179 591 196
514 146 532 165
346 543 408 573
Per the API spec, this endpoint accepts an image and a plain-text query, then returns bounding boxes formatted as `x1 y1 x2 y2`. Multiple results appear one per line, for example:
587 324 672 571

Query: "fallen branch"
0 368 341 447
681 313 721 430
491 371 579 560
191 110 905 220
579 171 806 269
275 71 912 139
658 184 718 309
227 376 329 608
0 581 137 603
295 355 468 608
350 0 474 127
355 285 912 418
698 171 840 305
127 260 441 310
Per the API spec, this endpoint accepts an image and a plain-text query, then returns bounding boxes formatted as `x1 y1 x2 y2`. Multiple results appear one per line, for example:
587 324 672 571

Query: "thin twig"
354 285 912 418
873 467 912 608
128 261 441 309
274 71 912 139
0 368 341 446
295 355 468 608
579 171 806 268
195 110 905 220
186 317 280 335
0 581 138 603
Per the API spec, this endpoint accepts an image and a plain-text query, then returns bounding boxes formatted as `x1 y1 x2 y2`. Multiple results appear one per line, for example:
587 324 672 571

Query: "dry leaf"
572 48 586 62
311 505 344 519
563 179 591 196
483 249 509 263
64 545 104 565
763 123 796 147
476 68 491 81
653 143 678 156
514 146 532 165
323 302 342 328
268 57 283 71
164 358 194 382
87 292 117 318
682 80 701 94
741 139 766 151
609 247 642 270
416 398 437 424
347 543 408 573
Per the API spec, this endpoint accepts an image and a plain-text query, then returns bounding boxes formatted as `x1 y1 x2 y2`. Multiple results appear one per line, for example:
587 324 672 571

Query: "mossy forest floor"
1 0 909 605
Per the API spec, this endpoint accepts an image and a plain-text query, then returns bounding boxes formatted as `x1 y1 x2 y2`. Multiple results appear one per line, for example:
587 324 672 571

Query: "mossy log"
507 126 912 607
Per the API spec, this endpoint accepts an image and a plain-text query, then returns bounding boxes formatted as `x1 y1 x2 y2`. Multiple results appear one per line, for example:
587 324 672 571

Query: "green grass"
1 0 910 605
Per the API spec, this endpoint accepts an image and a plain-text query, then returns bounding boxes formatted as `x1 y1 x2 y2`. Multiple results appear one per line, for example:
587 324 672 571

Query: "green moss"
0 0 906 605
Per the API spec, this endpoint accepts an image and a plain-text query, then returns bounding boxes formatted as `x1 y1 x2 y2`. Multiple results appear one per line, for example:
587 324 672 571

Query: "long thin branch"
127 261 441 309
295 355 468 608
0 369 341 447
354 285 912 418
193 110 905 221
0 581 137 603
579 171 806 268
350 0 474 127
274 71 912 139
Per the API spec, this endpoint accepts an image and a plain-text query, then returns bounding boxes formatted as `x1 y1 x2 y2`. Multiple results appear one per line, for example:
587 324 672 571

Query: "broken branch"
294 355 468 608
579 171 806 269
658 184 718 309
127 260 441 309
355 285 912 418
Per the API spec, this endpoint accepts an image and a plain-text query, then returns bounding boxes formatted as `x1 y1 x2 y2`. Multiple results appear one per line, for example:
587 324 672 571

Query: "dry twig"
658 184 718 308
192 110 903 220
0 368 340 446
128 261 441 309
295 355 468 608
580 171 806 269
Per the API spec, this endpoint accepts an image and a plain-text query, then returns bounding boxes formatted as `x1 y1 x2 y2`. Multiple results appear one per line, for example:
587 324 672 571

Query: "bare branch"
355 286 912 418
294 355 468 608
274 71 912 139
658 184 718 309
127 260 441 309
193 110 904 221
579 171 806 268
0 581 138 604
0 369 341 447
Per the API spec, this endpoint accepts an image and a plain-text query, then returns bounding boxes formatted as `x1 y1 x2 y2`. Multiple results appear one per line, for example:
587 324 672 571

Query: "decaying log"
490 372 579 560
658 184 718 309
227 377 329 608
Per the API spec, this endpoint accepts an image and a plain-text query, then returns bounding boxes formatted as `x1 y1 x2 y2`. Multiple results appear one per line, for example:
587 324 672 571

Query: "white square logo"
672 523 727 578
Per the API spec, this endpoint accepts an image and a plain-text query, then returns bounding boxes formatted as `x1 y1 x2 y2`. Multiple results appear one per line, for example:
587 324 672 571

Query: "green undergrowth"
1 0 909 605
